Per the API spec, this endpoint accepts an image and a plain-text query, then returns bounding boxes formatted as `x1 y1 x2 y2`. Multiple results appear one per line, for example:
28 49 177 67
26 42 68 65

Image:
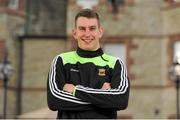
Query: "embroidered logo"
70 68 79 72
98 69 106 76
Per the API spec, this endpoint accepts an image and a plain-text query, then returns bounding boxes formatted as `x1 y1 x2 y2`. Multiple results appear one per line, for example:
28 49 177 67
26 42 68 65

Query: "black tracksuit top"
47 47 130 119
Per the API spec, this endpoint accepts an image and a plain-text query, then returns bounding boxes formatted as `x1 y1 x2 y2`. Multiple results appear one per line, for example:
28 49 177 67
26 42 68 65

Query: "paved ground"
17 107 57 119
17 107 131 119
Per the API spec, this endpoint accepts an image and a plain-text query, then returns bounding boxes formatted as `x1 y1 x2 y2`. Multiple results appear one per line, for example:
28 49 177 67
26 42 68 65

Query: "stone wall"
0 12 25 118
163 7 180 34
21 38 66 114
66 0 179 118
67 0 164 36
131 38 164 85
1 0 180 118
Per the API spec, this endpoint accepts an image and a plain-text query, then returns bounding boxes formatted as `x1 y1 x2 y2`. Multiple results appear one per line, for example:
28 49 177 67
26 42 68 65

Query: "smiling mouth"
82 39 93 44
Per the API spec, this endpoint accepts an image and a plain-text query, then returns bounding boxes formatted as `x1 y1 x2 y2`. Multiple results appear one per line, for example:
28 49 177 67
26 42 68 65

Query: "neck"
76 47 103 58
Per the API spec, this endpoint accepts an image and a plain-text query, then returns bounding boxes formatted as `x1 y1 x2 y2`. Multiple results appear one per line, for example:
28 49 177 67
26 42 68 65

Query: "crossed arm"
47 56 130 111
63 82 111 94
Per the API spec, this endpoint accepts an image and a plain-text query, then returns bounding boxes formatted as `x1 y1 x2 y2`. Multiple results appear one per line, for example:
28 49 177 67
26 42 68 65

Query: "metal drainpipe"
16 37 24 116
24 0 32 34
16 0 32 115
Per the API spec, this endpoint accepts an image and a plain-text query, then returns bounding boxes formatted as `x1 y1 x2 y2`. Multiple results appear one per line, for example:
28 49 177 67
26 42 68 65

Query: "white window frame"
173 41 180 63
103 43 126 64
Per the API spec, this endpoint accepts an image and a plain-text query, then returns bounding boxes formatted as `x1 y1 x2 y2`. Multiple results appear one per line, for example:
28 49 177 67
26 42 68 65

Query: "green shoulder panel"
60 51 77 64
60 51 117 68
101 53 117 68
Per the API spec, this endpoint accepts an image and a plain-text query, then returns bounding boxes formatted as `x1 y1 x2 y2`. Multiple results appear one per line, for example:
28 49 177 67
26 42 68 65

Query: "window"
108 0 125 13
8 0 19 10
103 43 126 63
173 41 180 62
76 0 99 9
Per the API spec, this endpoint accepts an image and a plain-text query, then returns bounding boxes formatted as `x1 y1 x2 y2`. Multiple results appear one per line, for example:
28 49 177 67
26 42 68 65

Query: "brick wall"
0 40 5 62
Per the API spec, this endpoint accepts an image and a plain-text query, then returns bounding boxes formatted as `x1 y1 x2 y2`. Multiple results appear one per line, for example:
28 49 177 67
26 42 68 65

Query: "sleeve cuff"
72 86 76 96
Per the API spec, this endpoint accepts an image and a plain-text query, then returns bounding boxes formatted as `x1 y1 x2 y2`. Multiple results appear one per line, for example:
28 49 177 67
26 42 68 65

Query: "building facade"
0 0 180 119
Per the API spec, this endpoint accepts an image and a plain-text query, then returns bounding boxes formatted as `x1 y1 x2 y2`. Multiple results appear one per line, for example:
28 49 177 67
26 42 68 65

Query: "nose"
84 29 91 37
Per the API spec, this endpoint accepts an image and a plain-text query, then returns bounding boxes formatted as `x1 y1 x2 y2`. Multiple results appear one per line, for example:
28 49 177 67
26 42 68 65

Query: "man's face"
72 17 103 51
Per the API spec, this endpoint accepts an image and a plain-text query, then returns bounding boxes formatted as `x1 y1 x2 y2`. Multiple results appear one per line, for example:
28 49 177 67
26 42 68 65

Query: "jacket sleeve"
74 59 130 110
47 55 93 111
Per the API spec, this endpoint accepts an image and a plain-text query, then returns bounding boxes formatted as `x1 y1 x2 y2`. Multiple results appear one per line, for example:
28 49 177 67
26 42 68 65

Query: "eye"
78 27 85 31
89 26 96 31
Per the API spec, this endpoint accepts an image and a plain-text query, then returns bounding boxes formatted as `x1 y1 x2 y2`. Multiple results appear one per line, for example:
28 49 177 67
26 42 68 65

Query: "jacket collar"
76 47 103 58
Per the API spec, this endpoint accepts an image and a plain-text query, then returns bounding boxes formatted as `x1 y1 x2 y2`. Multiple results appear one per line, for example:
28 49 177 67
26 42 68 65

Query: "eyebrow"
78 25 97 29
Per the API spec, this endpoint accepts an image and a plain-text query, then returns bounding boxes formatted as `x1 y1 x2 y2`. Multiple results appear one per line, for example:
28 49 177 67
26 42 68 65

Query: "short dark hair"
75 9 100 27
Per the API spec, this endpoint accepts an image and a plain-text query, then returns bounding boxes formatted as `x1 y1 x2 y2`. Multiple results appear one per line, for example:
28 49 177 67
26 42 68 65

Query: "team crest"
98 69 106 76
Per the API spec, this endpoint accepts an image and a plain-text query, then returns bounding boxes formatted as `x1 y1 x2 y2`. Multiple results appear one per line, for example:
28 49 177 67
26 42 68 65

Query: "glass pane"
8 0 19 9
76 0 98 9
174 41 180 63
25 0 67 36
103 43 126 63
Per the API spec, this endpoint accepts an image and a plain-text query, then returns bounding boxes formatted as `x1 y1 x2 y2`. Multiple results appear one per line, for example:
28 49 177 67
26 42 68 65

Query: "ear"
72 29 77 40
99 27 104 38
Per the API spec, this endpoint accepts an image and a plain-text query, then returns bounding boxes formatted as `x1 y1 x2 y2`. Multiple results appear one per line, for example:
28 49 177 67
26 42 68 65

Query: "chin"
81 47 93 51
80 44 98 51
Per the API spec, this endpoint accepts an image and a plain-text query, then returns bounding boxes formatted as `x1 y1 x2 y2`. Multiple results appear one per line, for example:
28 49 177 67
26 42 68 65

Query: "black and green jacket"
47 47 130 119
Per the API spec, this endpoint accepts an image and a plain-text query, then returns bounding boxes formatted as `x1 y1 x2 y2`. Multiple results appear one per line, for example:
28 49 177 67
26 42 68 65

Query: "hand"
63 84 75 94
101 82 111 90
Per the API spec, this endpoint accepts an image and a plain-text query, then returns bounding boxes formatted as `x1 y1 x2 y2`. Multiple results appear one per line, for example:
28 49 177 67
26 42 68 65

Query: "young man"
47 9 130 119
